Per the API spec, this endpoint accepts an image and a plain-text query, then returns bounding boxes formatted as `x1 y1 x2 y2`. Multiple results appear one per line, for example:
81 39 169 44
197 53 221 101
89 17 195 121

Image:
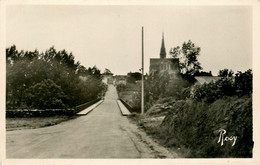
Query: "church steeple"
160 33 166 59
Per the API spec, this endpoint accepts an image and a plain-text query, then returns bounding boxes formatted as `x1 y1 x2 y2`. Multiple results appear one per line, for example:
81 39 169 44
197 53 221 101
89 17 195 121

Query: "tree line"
6 45 106 110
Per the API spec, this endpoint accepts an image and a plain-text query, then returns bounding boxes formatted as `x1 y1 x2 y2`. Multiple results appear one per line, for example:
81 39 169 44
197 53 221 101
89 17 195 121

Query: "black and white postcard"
0 0 260 165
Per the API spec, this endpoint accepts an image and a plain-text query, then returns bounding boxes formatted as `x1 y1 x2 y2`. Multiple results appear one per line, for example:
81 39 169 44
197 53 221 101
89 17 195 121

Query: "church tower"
160 33 166 59
149 32 180 78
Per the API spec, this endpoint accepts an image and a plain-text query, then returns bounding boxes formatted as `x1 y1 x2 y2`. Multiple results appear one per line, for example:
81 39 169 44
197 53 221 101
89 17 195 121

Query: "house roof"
194 76 221 85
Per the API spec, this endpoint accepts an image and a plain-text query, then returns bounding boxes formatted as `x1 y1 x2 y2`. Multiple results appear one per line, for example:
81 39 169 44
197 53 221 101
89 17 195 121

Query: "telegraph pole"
141 26 144 114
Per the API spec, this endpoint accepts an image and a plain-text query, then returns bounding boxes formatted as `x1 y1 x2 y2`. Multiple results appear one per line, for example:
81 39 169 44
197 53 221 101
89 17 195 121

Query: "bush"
116 84 126 93
126 72 142 83
25 79 67 109
144 71 192 111
192 78 231 103
6 45 106 110
164 78 191 100
161 95 252 157
234 69 252 96
192 70 252 103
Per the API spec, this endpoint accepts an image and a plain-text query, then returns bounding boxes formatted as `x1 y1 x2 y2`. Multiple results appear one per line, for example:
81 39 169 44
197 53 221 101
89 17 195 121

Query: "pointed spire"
160 32 166 59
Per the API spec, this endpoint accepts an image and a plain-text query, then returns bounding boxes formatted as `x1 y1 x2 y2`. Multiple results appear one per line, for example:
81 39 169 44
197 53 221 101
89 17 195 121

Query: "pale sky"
6 5 252 75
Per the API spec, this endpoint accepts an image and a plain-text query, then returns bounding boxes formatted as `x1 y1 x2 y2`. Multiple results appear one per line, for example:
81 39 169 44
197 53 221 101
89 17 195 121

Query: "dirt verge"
6 116 77 131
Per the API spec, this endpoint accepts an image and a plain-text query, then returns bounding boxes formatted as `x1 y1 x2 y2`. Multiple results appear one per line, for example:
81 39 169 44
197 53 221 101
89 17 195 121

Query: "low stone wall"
6 109 75 118
6 98 101 118
74 98 101 113
120 99 140 113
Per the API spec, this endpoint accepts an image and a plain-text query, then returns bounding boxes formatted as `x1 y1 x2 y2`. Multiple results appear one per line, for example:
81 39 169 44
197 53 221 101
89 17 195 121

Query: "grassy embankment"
118 82 253 158
6 116 77 131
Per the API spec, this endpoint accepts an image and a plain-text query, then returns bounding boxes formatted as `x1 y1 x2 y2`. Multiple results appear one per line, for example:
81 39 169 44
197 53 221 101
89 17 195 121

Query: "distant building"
102 72 114 84
149 33 180 79
114 75 127 85
190 76 222 96
194 76 221 85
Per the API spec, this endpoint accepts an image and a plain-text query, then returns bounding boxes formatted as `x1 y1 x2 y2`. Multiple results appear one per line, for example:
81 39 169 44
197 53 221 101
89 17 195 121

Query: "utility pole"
141 26 144 114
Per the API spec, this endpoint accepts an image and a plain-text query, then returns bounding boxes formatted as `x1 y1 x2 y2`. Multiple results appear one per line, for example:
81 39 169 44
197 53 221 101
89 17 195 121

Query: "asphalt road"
6 85 179 158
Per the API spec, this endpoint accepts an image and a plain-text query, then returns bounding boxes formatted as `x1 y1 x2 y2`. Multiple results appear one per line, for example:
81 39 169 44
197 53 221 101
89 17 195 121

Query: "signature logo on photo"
217 129 237 146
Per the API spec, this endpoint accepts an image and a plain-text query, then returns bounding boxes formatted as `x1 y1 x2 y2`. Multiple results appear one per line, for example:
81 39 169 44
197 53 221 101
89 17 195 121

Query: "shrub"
192 70 252 103
161 95 252 157
116 84 126 93
164 77 191 100
144 71 192 111
6 45 106 110
234 69 252 96
25 79 67 109
192 78 230 103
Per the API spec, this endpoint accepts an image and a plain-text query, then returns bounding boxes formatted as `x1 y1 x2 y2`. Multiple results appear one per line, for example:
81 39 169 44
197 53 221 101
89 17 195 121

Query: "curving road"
6 85 179 158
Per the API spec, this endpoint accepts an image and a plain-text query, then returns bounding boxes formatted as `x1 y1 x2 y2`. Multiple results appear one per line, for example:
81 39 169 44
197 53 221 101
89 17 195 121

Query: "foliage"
144 71 164 109
192 78 233 103
116 83 126 93
163 75 190 100
161 95 252 157
25 79 67 109
218 68 234 77
127 72 142 83
144 71 192 111
170 40 202 76
234 69 252 96
192 69 252 103
194 70 212 76
6 45 106 110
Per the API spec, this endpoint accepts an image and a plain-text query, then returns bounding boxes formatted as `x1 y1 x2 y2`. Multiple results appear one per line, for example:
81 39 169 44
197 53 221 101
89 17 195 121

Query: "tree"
6 60 30 108
76 65 87 76
143 70 191 110
25 79 67 109
6 45 19 64
170 40 202 76
234 69 252 96
127 72 142 83
88 66 101 77
218 69 234 77
144 71 162 109
6 45 106 110
192 69 252 103
194 71 212 76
